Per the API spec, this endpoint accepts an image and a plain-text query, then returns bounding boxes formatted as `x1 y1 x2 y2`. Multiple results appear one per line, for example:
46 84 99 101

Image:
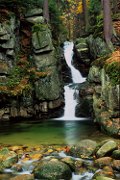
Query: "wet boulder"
34 159 72 180
96 140 117 158
0 148 18 168
69 139 97 158
10 174 34 180
112 150 120 160
94 157 113 168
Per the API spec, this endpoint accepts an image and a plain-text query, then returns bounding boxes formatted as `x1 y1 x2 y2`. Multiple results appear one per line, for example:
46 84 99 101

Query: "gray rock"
0 34 11 41
32 29 54 53
1 37 15 49
6 49 15 56
0 23 7 36
26 16 44 24
96 140 117 158
33 51 57 69
35 67 61 100
25 8 43 17
88 66 101 83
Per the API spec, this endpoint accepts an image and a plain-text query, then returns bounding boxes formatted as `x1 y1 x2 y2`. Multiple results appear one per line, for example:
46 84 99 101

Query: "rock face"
74 34 120 137
87 64 120 137
0 4 63 120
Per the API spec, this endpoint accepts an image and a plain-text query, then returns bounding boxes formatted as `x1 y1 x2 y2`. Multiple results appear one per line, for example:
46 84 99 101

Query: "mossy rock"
69 139 97 158
34 160 72 180
112 150 120 160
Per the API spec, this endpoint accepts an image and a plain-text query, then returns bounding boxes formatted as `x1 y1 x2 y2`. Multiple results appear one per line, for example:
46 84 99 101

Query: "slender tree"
43 0 50 23
103 0 113 50
82 0 89 32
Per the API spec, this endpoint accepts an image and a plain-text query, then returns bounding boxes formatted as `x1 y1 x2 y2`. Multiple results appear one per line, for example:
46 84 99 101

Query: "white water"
64 41 86 84
59 41 86 120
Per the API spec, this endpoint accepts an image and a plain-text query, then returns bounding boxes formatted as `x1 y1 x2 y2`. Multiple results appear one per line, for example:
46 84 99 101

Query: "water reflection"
64 121 80 144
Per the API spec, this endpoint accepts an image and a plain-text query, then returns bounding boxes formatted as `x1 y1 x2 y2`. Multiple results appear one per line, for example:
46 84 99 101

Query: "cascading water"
64 41 86 84
59 41 87 120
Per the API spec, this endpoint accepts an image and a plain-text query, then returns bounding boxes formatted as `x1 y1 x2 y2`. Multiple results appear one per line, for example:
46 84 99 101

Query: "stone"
32 29 54 53
0 148 18 168
88 65 101 83
94 157 113 168
10 174 34 180
0 61 9 74
26 16 44 24
25 8 43 17
34 160 72 180
69 139 97 158
1 37 15 49
87 35 109 59
61 157 75 170
0 34 11 41
6 49 15 56
0 23 8 36
48 99 62 109
112 160 120 171
93 175 115 180
96 140 117 158
35 67 61 100
33 51 57 69
112 150 120 159
74 37 90 65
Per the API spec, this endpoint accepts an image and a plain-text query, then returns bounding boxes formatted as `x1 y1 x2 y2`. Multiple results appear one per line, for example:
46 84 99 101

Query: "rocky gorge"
0 3 63 120
0 1 120 180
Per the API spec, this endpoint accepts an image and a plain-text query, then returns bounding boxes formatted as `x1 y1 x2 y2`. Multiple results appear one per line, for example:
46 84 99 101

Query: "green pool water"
0 119 110 146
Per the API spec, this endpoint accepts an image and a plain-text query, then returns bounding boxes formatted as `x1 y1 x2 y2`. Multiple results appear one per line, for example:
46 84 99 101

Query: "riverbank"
0 138 120 180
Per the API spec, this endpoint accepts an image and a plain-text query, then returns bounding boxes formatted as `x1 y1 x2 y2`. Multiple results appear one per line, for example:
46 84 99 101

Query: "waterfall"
64 41 86 83
56 41 87 120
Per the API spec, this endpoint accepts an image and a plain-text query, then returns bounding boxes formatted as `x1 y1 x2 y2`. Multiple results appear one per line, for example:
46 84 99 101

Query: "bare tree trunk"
43 0 50 23
103 0 113 50
82 0 89 32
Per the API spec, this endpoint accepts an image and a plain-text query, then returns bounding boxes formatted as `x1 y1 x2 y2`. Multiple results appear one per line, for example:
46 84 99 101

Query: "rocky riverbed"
0 139 120 180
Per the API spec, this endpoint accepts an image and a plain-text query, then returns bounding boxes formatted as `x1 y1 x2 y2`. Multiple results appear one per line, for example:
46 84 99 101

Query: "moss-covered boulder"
0 148 18 168
96 140 117 158
34 160 72 180
112 150 120 160
69 139 97 158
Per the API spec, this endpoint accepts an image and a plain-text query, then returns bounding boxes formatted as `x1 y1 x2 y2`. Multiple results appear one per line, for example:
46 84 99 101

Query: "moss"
104 61 120 85
92 54 111 68
32 23 49 33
